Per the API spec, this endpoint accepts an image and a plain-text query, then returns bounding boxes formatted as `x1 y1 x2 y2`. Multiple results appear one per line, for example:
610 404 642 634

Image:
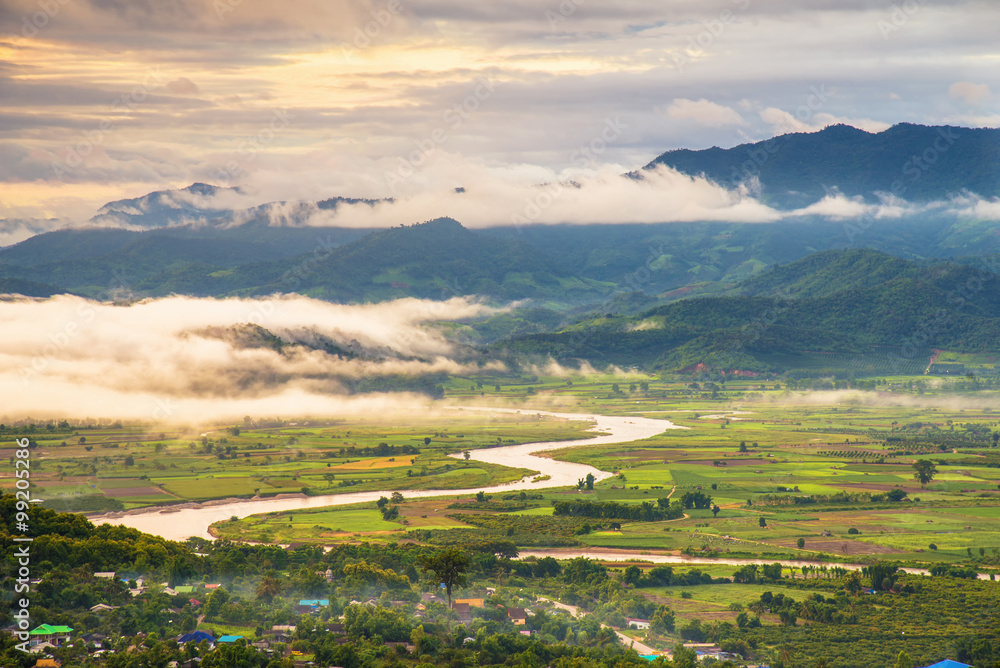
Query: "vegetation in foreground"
2 496 999 668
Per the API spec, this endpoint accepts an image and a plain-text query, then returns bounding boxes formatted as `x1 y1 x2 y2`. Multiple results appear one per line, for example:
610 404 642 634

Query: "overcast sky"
1 0 998 223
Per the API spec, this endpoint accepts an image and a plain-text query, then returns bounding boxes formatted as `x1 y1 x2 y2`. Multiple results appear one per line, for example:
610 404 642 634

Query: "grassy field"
0 414 593 509
7 372 1000 575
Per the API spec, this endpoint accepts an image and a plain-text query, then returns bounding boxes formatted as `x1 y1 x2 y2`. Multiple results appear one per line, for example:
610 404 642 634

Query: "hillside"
494 249 1000 374
0 218 613 304
647 123 1000 208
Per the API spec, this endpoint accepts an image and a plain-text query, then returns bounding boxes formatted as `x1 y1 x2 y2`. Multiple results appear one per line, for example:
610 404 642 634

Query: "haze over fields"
1 0 999 420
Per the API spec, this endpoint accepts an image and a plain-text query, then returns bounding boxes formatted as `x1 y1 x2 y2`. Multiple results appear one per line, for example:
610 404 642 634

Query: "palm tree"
256 571 284 602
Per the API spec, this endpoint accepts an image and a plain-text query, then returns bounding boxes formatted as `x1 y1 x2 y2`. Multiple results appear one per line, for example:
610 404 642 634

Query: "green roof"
30 624 73 635
175 586 196 593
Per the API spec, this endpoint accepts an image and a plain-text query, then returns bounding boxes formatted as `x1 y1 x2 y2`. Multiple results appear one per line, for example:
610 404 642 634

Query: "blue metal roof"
920 661 971 668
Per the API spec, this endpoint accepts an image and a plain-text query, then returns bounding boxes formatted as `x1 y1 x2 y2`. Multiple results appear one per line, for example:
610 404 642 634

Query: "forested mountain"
495 250 1000 374
647 123 1000 208
7 213 1000 307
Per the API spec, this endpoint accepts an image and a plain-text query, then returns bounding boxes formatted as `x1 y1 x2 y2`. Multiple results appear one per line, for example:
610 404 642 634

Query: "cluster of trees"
553 499 684 521
752 488 908 506
732 562 785 584
622 565 723 588
339 442 419 458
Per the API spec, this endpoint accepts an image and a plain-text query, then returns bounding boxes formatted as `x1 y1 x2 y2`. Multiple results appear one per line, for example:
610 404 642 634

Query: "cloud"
759 107 891 135
949 81 991 105
276 162 783 227
663 99 746 128
3 0 1000 225
0 294 504 421
166 77 200 95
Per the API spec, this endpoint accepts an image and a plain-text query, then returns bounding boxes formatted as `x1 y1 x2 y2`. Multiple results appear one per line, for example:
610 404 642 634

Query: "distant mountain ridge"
647 123 1000 208
495 249 1000 373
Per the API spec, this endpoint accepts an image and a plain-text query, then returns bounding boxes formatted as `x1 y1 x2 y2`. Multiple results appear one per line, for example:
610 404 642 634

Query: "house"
204 584 221 590
507 607 528 626
28 624 73 648
386 642 416 653
33 660 61 668
174 585 196 595
89 603 119 612
81 632 107 648
189 598 203 607
295 598 330 614
454 598 485 608
177 631 215 645
626 618 650 630
917 662 972 668
298 599 329 607
93 572 116 579
453 602 473 623
218 635 244 644
266 625 297 643
420 593 444 604
695 649 740 662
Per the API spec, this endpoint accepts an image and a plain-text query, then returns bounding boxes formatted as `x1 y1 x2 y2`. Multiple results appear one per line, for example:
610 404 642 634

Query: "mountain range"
2 123 999 376
647 123 1000 208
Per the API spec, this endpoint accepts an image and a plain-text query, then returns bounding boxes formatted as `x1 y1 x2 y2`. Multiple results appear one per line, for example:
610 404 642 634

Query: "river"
92 408 685 541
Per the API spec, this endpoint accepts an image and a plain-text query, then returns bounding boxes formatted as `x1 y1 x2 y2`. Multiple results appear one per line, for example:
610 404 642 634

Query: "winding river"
91 408 995 579
92 408 685 542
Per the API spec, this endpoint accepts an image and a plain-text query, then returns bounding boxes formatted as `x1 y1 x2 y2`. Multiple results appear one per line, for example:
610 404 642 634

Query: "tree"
463 451 470 460
390 491 404 504
256 571 284 602
204 587 230 619
739 441 748 453
423 437 432 446
844 571 862 595
913 459 937 487
585 472 595 490
894 651 913 668
420 548 469 609
759 516 767 528
796 538 805 549
649 605 675 634
623 565 641 586
711 504 720 518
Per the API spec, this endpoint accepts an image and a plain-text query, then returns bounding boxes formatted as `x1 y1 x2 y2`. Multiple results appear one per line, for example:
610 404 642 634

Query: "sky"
1 0 998 224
